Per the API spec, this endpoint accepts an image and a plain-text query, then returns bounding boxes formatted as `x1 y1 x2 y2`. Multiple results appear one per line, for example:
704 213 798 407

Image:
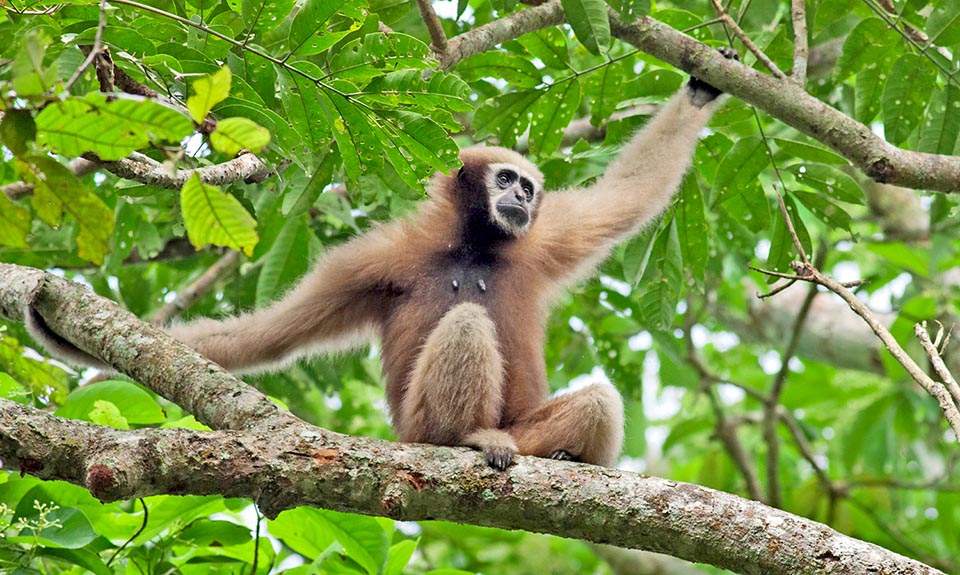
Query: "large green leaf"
361 70 472 116
766 193 811 281
518 27 569 71
0 193 30 248
787 163 864 204
926 0 960 46
270 508 390 573
242 0 296 34
317 84 384 180
678 176 708 286
835 18 900 80
918 84 960 155
188 67 232 124
457 52 543 89
18 156 113 265
713 136 770 204
328 33 432 84
882 53 937 145
637 218 682 329
35 93 193 161
11 32 58 97
210 116 271 156
278 65 332 149
180 174 259 256
586 60 624 125
56 380 166 425
256 215 311 307
472 90 541 149
561 0 610 55
288 0 363 58
528 79 581 158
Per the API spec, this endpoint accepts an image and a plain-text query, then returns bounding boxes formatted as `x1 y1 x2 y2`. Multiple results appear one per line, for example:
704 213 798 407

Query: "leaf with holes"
586 60 624 125
188 67 232 124
836 18 900 80
458 52 543 89
927 0 960 46
180 174 258 256
637 218 682 329
278 65 332 149
242 0 295 34
562 0 610 55
518 27 569 71
473 90 541 149
317 83 384 180
713 136 769 205
35 93 193 160
882 53 937 145
210 117 271 156
788 163 864 205
918 84 960 155
678 176 708 287
528 79 581 158
288 0 363 57
328 33 432 84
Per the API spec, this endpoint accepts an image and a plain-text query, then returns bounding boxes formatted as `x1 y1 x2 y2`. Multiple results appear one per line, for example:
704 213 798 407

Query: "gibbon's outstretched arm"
534 49 736 284
168 230 400 373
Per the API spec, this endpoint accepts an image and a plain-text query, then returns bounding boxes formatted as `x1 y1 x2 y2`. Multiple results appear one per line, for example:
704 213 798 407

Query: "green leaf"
586 60 624 125
278 65 332 149
836 18 900 80
773 139 846 165
473 90 541 149
88 400 131 429
622 223 658 287
270 508 389 573
180 174 259 256
853 56 890 124
317 84 383 180
606 0 650 19
678 176 708 286
256 215 310 307
384 540 418 575
14 489 97 549
361 70 472 115
288 0 363 57
561 0 610 55
12 32 58 96
36 548 111 575
793 190 852 232
328 33 432 84
457 52 543 89
518 27 569 70
243 0 295 34
55 380 166 425
713 136 769 204
284 149 340 217
927 0 960 46
766 193 811 281
0 109 36 156
18 156 113 265
375 111 461 185
210 117 271 156
882 53 937 145
35 93 194 161
787 163 864 204
528 79 581 157
0 192 30 249
188 66 232 124
918 84 960 155
637 218 682 329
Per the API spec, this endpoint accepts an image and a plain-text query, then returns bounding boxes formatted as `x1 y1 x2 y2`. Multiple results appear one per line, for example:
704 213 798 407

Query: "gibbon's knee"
512 383 624 468
398 303 505 445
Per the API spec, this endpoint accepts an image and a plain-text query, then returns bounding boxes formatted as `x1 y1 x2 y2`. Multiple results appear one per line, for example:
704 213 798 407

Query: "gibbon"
28 51 734 470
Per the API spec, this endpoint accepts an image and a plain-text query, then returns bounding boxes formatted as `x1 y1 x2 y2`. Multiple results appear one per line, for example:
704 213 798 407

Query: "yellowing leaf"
210 117 271 156
188 67 232 124
180 174 258 256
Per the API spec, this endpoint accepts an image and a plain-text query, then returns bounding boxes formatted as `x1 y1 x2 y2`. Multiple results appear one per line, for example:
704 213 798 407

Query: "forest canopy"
0 0 959 574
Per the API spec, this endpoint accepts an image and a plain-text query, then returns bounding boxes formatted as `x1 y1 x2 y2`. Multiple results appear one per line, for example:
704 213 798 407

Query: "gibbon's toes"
549 449 579 462
686 47 739 107
485 446 515 471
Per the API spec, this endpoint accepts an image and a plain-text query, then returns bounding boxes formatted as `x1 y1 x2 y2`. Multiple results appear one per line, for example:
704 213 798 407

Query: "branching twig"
709 0 787 79
63 0 108 91
916 321 960 412
416 0 448 54
790 0 808 86
150 251 243 325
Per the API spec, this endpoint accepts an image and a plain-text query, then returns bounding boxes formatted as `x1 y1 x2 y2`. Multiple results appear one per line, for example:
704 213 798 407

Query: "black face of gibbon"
456 161 542 240
492 168 536 229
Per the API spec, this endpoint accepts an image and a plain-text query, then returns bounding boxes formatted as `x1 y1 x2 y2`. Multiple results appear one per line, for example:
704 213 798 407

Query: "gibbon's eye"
521 179 534 201
496 170 514 188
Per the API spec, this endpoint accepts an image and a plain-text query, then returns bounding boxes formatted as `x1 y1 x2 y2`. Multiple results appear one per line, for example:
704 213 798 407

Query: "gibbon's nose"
514 188 524 202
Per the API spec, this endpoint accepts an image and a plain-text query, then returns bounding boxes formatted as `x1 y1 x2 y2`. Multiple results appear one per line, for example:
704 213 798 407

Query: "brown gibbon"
27 51 735 470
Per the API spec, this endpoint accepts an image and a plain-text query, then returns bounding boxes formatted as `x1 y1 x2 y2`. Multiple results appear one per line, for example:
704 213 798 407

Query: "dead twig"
709 0 787 80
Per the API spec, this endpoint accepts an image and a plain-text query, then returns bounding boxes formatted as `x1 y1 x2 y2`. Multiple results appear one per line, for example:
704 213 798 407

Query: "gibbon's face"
485 162 540 236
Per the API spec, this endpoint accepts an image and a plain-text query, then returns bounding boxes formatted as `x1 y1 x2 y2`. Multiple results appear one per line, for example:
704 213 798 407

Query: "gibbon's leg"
398 302 517 470
510 384 625 468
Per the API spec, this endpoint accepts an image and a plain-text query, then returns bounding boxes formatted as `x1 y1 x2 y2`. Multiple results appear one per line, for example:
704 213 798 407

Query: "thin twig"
64 0 108 92
747 265 806 282
107 498 148 567
416 0 448 54
150 251 242 325
916 321 960 410
709 0 787 79
756 278 797 299
790 0 808 86
774 187 809 265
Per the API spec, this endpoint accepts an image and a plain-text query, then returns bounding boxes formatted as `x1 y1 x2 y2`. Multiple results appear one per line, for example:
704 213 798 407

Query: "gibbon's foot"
549 449 579 462
485 445 516 471
687 47 739 107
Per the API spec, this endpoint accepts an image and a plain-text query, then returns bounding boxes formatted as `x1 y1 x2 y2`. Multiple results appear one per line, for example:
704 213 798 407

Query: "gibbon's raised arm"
533 57 733 285
168 229 400 373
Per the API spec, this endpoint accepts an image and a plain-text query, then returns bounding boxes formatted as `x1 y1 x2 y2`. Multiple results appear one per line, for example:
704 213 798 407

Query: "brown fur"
167 87 725 469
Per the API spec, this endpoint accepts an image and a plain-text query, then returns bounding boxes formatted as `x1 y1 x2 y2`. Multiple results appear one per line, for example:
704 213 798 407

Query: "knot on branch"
866 157 896 183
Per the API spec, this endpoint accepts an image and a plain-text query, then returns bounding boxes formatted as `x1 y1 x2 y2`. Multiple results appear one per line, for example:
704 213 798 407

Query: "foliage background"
0 0 958 573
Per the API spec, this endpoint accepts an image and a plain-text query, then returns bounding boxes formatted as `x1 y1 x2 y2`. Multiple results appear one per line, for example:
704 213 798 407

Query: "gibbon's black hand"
687 47 739 107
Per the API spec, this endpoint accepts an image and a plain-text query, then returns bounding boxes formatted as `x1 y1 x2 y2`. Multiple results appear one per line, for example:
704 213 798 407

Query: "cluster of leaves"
1 0 960 573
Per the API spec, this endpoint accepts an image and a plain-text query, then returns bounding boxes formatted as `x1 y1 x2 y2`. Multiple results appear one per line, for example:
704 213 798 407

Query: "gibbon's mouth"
496 196 529 227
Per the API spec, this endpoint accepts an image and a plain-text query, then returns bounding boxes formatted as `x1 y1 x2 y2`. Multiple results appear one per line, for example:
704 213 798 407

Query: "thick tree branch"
0 264 299 432
606 15 960 193
0 399 943 575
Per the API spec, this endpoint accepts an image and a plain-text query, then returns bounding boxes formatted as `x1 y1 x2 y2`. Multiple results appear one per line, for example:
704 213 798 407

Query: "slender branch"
606 15 960 193
915 322 960 411
790 0 808 85
0 399 945 575
90 151 278 189
416 0 448 54
775 188 810 265
709 0 787 79
150 251 243 325
63 0 108 91
708 389 766 501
